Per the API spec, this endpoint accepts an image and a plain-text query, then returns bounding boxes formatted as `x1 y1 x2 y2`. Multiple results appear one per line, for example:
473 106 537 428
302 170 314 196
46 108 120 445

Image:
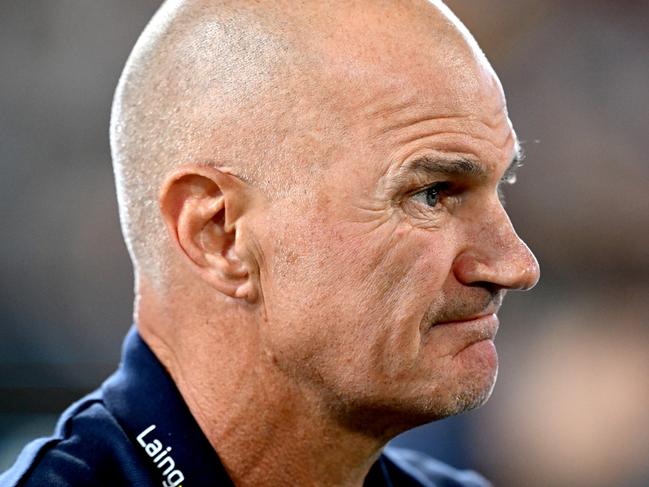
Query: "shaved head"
110 0 492 283
107 3 539 484
111 0 305 279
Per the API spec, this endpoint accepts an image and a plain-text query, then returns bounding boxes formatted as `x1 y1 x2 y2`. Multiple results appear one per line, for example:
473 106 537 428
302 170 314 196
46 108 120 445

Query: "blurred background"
1 1 647 485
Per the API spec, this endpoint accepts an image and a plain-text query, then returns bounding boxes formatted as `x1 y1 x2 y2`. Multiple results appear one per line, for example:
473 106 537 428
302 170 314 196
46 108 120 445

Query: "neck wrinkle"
187 357 386 487
136 278 386 487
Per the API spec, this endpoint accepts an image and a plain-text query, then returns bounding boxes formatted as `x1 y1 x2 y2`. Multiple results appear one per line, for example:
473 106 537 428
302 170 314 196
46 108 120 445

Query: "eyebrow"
396 146 525 185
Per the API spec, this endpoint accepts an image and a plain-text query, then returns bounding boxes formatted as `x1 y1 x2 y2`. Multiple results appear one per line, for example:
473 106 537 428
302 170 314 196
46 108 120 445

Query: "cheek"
364 227 457 369
263 212 457 383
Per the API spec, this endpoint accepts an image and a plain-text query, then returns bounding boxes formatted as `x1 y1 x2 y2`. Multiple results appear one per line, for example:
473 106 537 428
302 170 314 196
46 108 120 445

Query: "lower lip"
448 314 499 363
431 313 499 357
460 337 498 369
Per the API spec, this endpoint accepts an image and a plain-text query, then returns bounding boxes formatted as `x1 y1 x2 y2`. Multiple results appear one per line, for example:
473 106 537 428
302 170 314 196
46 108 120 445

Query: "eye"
411 182 449 208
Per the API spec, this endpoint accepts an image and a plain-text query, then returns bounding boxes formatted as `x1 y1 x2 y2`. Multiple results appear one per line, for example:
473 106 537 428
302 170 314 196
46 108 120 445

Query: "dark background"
1 1 648 485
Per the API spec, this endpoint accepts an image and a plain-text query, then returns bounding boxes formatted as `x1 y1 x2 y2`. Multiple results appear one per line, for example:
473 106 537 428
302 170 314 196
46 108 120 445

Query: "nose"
453 206 540 291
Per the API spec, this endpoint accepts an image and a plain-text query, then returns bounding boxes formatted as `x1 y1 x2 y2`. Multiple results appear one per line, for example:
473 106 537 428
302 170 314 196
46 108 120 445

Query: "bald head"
111 0 303 279
110 0 496 284
108 5 538 479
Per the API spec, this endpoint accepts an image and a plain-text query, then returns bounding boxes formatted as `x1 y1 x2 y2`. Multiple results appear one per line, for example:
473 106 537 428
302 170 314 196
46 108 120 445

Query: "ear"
159 165 257 302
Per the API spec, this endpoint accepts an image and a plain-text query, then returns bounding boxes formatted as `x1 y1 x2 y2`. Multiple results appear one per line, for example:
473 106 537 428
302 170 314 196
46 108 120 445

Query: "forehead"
370 81 516 176
289 1 516 189
330 48 513 184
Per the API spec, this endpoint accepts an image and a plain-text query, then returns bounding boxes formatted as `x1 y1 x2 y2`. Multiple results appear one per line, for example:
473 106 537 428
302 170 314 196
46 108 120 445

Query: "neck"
136 279 386 487
193 369 385 487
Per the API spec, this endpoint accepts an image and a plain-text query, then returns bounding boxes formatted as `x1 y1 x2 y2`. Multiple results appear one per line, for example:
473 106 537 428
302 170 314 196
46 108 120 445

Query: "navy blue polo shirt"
1 327 491 486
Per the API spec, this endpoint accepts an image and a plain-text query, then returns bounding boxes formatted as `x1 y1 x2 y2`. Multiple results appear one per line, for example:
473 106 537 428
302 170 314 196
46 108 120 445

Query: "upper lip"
435 302 501 325
424 292 504 330
437 311 495 325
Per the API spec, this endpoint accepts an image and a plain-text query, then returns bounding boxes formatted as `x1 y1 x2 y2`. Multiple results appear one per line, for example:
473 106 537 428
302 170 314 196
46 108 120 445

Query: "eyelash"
410 182 451 209
408 178 513 213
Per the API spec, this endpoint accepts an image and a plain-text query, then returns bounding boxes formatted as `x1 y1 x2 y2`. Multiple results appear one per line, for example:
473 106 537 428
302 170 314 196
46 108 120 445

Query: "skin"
116 1 540 486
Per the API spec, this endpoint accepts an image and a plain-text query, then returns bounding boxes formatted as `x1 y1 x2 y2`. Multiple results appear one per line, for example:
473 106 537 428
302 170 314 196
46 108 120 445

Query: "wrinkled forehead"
298 0 507 129
286 2 512 181
274 1 517 197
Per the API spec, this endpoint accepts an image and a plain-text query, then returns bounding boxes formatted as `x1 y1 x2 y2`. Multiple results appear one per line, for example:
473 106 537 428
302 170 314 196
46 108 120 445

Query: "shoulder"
381 446 492 487
0 393 154 487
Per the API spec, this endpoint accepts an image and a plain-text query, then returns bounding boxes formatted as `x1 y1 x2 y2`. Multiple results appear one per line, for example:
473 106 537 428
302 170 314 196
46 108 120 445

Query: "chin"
333 372 497 440
419 377 496 423
325 342 499 437
409 352 499 423
441 338 499 413
442 375 497 417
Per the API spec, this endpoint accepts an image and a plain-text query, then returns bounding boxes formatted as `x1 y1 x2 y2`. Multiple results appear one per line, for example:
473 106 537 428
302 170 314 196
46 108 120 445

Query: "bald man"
1 0 539 486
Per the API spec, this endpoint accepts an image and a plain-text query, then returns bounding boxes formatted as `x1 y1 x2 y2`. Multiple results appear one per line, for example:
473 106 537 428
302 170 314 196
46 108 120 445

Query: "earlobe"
159 166 257 302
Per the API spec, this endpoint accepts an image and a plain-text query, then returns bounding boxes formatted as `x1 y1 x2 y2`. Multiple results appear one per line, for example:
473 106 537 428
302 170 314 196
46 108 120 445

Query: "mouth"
432 312 499 332
423 309 500 358
427 297 500 327
433 313 500 361
434 312 499 335
421 290 504 340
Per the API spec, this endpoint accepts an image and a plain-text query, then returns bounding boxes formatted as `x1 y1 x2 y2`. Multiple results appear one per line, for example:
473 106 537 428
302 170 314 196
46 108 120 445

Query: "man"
1 0 539 485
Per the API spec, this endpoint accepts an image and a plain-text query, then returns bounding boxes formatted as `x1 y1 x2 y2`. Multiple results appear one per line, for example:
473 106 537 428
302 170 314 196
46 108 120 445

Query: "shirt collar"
101 326 234 486
101 326 392 487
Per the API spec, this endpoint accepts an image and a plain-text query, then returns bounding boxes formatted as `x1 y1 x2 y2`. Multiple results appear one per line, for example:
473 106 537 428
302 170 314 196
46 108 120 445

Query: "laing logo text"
137 424 185 487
